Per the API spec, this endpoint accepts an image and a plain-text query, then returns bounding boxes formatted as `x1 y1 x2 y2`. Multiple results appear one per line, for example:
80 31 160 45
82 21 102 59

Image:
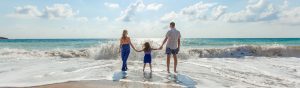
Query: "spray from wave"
189 45 300 58
0 43 300 59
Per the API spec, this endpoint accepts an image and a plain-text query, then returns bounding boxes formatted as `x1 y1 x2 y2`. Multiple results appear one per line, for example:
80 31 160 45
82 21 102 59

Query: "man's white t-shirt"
166 28 181 49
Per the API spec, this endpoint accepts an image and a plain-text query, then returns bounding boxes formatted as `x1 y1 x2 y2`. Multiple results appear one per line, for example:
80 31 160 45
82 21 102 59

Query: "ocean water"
0 38 300 88
1 38 300 49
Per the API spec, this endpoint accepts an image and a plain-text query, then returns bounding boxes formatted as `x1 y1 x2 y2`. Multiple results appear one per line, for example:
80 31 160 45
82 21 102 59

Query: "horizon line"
2 37 300 39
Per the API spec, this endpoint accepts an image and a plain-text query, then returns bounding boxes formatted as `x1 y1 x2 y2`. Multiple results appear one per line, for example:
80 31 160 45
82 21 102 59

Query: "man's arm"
119 39 122 53
152 48 161 50
177 37 180 51
177 32 181 50
159 37 167 49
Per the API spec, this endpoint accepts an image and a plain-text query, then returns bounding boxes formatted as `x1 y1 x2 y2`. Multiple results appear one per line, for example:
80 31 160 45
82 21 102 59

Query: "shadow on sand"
112 71 196 88
175 74 197 88
143 72 152 81
112 71 127 81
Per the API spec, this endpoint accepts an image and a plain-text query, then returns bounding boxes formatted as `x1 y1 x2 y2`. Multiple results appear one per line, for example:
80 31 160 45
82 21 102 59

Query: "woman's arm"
128 37 137 51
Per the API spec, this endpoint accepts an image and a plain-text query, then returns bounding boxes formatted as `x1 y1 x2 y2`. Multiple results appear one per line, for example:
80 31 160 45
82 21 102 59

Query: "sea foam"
1 44 300 59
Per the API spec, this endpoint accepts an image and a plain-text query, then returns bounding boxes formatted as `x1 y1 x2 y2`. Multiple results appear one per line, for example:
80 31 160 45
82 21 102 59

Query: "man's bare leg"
173 54 178 73
167 54 171 73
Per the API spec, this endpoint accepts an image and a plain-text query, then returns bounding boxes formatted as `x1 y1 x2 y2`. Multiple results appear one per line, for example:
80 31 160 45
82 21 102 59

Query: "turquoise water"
182 38 300 48
0 39 114 50
0 38 300 50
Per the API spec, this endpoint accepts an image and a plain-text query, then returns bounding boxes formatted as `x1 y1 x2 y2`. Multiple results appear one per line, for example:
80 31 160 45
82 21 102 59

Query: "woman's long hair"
122 30 128 40
143 42 151 52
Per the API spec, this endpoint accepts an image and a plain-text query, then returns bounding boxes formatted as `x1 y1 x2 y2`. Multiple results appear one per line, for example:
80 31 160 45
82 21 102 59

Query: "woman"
119 30 136 71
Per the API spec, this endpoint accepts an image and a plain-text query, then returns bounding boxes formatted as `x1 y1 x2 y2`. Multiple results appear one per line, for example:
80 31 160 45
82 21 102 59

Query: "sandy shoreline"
2 80 182 88
1 57 300 88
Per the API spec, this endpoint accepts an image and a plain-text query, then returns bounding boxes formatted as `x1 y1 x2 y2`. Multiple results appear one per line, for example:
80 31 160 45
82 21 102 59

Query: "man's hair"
170 22 175 27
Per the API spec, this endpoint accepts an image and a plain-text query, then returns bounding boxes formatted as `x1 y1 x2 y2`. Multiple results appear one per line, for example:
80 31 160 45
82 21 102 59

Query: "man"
159 22 181 73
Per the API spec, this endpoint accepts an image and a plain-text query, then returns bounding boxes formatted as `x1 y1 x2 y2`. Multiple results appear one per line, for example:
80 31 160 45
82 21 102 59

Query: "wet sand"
26 80 182 88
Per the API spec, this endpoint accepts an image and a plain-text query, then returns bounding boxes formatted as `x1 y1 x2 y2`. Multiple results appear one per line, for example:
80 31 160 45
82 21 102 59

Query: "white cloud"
180 2 216 15
160 11 177 22
160 0 294 24
76 17 88 22
160 2 217 22
116 0 163 22
146 3 163 10
104 2 119 9
9 5 42 18
248 0 259 4
258 4 278 21
158 0 300 25
211 5 227 20
136 1 146 11
96 16 108 21
221 0 288 22
221 0 300 25
116 0 145 22
278 7 300 25
221 0 265 22
42 4 78 20
10 4 81 20
282 0 288 9
220 0 300 24
180 2 217 21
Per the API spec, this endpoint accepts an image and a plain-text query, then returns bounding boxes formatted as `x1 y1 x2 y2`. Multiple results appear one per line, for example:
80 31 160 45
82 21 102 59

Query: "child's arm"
136 49 143 52
151 48 161 50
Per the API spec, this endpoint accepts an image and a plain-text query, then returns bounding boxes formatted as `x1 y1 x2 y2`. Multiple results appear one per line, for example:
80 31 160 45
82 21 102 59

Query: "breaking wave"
189 45 300 58
0 44 300 59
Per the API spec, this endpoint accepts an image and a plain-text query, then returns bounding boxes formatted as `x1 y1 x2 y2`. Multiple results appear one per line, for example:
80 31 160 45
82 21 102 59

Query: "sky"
0 0 300 39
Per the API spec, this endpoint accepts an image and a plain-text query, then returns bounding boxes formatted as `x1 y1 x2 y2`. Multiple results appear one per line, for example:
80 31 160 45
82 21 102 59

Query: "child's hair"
143 42 151 52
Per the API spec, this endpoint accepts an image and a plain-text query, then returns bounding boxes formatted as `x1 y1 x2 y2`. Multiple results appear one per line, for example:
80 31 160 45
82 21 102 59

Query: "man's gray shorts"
165 48 179 55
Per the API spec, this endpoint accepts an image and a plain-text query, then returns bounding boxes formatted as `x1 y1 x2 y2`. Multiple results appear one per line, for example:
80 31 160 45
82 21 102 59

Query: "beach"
1 57 300 88
30 80 182 88
0 38 300 88
2 0 300 87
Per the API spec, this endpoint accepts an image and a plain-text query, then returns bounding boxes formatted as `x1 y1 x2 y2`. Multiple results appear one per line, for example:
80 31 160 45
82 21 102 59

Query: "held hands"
133 48 139 52
133 45 164 52
159 46 163 50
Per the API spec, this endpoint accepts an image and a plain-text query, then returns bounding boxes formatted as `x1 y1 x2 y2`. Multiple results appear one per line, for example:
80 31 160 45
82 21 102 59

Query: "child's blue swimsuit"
144 51 151 63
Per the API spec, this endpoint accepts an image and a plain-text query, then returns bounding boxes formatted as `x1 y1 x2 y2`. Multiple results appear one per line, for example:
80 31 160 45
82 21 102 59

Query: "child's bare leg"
149 63 152 72
143 64 146 72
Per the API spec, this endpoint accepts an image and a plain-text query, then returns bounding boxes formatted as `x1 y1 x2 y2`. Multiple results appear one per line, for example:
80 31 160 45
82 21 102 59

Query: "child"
136 42 160 72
